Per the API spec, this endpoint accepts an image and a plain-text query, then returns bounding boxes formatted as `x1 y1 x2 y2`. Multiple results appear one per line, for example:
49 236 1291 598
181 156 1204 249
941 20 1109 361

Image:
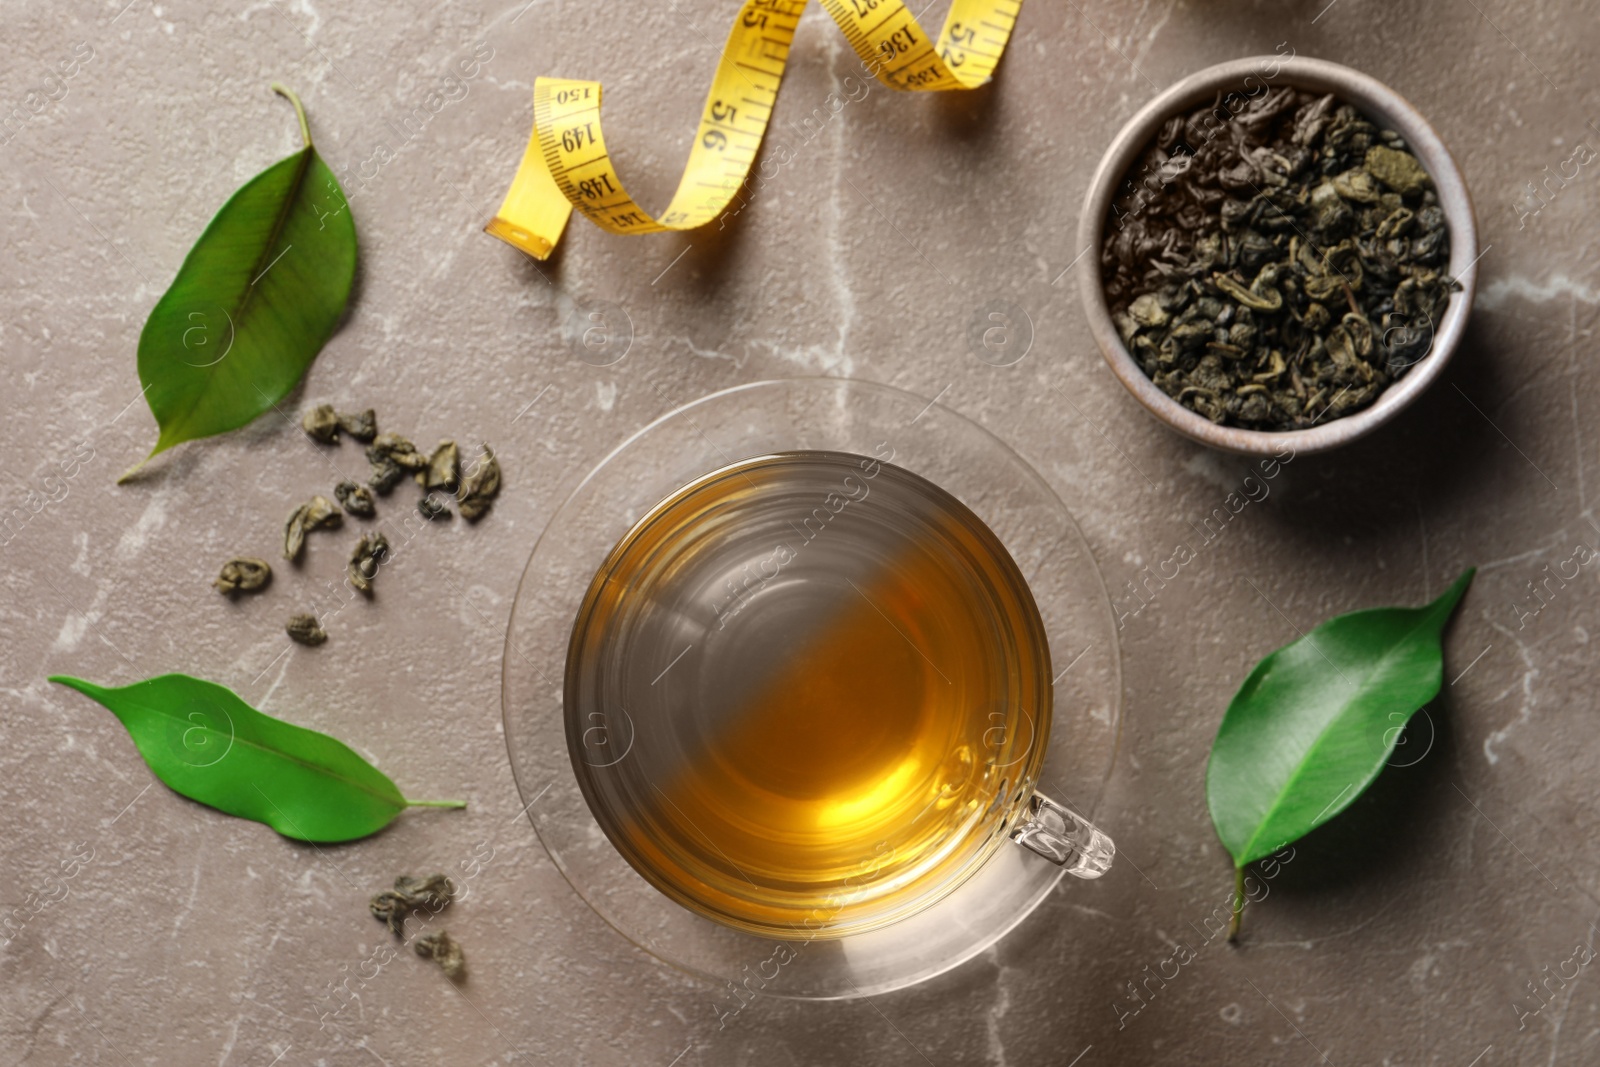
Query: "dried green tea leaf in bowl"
1102 88 1457 431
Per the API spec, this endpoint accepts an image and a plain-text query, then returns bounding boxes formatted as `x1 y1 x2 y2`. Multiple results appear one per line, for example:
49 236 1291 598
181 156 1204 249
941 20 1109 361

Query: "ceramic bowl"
1077 55 1479 456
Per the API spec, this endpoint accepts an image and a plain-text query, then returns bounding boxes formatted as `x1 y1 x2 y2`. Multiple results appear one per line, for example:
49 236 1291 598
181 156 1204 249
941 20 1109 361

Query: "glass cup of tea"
566 450 1114 940
503 378 1121 997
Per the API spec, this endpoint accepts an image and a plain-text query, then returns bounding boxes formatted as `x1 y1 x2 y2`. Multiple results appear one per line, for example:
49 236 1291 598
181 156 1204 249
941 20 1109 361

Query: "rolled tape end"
484 92 572 261
484 217 556 261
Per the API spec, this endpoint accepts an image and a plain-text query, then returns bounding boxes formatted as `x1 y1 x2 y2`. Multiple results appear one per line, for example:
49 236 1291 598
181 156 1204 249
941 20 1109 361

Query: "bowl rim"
1075 54 1480 456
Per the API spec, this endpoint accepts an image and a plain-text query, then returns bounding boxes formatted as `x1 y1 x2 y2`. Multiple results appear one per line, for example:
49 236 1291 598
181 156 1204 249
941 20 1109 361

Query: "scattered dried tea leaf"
302 404 375 445
302 404 340 445
284 495 343 561
337 408 377 443
366 432 427 495
458 445 501 523
286 612 327 646
369 891 408 935
215 417 502 635
348 532 390 594
334 479 376 518
368 458 406 495
368 432 427 470
418 493 451 521
369 873 455 937
414 930 465 978
420 440 460 493
213 558 273 596
395 874 456 910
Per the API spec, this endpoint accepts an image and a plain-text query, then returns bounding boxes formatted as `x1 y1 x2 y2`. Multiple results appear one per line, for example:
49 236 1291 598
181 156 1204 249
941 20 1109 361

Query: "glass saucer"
502 378 1121 999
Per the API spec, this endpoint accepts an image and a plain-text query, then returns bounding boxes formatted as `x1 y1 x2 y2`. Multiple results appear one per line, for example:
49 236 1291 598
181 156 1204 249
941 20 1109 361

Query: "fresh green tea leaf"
120 85 356 481
1206 568 1474 869
49 673 462 842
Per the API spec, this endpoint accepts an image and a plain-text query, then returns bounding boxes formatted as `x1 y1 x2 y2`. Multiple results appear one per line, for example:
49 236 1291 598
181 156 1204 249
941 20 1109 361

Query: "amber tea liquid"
566 451 1051 938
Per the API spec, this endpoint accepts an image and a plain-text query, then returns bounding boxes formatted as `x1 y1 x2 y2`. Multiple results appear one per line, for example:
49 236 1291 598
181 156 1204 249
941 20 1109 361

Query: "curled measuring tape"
485 0 1023 260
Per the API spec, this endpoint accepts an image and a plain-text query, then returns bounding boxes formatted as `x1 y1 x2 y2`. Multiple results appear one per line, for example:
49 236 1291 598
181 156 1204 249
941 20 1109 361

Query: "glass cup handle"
1008 792 1115 879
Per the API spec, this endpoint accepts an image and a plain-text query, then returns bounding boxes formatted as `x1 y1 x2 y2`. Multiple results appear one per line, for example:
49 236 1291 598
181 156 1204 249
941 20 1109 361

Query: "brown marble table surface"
3 1 1598 1064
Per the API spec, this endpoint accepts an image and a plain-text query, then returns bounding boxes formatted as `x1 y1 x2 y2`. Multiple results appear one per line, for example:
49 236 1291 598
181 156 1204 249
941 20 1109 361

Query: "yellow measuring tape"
485 0 1022 260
